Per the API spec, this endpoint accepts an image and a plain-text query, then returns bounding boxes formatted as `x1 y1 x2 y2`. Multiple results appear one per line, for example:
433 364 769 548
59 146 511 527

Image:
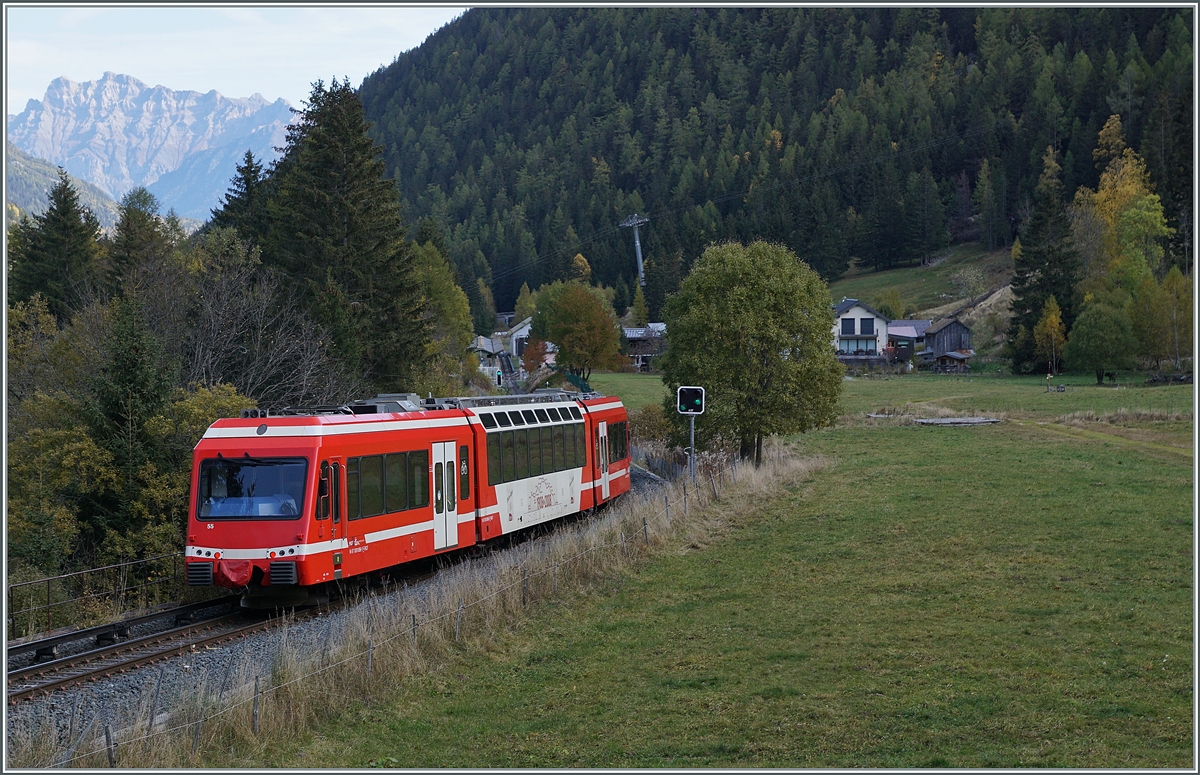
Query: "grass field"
587 371 669 410
828 242 1012 313
244 376 1193 767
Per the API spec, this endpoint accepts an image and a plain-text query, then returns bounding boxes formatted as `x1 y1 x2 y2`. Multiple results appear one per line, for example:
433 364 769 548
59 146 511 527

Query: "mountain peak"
8 74 296 218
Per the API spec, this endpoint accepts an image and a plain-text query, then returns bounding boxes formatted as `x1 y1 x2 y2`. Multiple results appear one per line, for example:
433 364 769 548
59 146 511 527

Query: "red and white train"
185 390 630 604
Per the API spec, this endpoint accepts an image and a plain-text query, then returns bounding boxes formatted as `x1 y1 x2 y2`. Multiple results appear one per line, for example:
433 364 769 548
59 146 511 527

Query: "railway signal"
677 386 705 415
676 386 704 483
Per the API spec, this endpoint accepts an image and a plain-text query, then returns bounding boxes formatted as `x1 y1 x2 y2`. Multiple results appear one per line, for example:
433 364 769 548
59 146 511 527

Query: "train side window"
346 458 360 520
529 427 542 477
501 431 516 482
434 460 444 514
576 424 586 467
534 408 549 423
385 453 408 513
541 426 553 474
515 429 529 479
479 413 497 429
360 455 384 517
332 462 341 523
563 423 576 469
459 445 470 500
569 406 582 420
487 434 501 486
522 410 537 424
409 451 429 508
546 407 562 422
553 425 566 471
495 412 512 428
509 410 525 426
317 461 330 519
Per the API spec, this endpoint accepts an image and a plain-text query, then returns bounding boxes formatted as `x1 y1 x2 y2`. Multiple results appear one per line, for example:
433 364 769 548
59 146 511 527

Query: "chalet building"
921 318 974 372
832 298 889 364
886 319 933 363
623 323 666 372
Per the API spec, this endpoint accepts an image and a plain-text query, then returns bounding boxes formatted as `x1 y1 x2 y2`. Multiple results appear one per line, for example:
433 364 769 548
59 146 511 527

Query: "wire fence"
33 450 799 769
7 554 187 640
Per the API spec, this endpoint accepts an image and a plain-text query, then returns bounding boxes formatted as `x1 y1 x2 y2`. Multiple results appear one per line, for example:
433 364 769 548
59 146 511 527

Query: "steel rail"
6 611 287 704
7 596 239 660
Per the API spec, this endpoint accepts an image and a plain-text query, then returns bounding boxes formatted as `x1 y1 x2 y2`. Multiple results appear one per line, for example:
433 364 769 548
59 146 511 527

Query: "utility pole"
619 213 650 286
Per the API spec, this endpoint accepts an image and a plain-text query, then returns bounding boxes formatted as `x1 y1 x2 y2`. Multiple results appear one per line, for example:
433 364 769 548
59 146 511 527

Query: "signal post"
676 386 705 484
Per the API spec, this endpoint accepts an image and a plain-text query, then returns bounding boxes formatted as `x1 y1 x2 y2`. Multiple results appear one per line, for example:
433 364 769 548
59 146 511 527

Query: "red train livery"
185 390 630 603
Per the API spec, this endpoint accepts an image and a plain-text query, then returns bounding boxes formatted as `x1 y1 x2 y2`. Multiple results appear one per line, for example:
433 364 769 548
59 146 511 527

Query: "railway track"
6 569 442 705
7 608 281 703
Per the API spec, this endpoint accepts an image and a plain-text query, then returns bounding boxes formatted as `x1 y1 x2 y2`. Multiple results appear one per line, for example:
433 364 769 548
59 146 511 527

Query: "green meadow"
258 375 1192 768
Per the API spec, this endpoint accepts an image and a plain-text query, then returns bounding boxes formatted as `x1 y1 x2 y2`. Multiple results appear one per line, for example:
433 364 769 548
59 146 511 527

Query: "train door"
597 421 610 500
432 441 457 550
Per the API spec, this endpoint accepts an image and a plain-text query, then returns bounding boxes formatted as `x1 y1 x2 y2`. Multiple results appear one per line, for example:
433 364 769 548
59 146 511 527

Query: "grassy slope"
265 378 1192 768
587 372 669 411
828 242 1013 314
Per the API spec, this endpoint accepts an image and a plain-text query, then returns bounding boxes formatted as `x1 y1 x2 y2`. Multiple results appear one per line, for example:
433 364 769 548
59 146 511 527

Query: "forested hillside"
359 7 1192 317
7 142 121 229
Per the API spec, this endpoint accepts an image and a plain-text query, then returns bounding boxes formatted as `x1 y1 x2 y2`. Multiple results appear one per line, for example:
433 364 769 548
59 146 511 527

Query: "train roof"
201 390 624 441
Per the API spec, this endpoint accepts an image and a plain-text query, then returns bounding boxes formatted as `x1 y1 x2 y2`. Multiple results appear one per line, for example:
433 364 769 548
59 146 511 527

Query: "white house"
832 298 890 356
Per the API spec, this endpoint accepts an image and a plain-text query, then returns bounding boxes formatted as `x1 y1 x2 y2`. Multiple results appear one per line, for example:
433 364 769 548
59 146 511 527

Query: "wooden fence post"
252 677 260 735
104 724 116 768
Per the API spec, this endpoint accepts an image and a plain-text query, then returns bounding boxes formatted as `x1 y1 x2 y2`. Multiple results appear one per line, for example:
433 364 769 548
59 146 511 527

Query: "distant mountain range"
7 72 294 221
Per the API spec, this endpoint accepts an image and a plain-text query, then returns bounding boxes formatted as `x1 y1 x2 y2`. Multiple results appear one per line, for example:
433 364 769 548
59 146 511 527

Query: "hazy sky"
5 5 468 115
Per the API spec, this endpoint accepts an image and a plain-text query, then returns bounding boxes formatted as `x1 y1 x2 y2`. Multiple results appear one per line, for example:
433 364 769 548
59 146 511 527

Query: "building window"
841 318 855 336
860 318 874 336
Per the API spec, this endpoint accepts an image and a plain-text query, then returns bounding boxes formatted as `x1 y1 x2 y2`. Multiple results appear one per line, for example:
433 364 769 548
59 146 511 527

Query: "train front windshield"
197 458 308 520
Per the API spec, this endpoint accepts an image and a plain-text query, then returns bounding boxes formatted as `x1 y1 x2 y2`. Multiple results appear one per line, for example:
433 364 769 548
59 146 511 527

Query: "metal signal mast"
619 213 650 286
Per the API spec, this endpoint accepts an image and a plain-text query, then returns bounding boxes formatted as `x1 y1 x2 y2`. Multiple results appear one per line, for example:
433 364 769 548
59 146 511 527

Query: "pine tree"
903 169 949 265
1008 147 1081 373
109 188 175 291
8 170 104 321
263 79 429 390
210 150 268 246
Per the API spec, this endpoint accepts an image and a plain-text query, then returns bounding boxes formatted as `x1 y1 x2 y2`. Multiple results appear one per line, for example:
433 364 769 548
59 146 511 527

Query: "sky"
5 5 468 116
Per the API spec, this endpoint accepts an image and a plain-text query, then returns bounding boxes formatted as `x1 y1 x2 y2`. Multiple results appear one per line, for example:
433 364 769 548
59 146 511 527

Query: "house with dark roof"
832 298 890 362
623 322 666 372
921 318 974 372
886 319 933 363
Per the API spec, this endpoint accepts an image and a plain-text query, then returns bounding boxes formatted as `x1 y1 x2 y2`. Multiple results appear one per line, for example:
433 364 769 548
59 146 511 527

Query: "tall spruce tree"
8 170 104 321
1008 147 1082 373
262 78 429 389
210 149 268 246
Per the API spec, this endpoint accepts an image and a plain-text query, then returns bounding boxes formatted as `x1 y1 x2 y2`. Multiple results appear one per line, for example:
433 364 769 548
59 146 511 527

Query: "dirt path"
1013 419 1193 459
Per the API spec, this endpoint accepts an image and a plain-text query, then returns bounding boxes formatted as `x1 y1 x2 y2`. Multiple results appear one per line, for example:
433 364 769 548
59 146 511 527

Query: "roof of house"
623 323 666 340
887 319 933 338
926 317 971 336
470 335 506 355
833 298 890 321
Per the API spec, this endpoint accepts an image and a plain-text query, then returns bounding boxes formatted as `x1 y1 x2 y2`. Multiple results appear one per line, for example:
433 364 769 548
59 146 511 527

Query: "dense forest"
360 7 1192 318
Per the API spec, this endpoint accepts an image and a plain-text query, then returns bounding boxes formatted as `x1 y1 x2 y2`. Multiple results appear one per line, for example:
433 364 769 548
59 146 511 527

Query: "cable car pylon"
619 213 650 286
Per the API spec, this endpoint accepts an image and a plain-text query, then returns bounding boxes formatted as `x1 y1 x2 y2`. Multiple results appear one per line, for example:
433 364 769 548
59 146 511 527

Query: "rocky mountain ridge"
7 72 295 220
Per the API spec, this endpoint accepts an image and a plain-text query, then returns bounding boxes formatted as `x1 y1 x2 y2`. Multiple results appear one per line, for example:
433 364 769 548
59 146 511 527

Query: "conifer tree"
210 150 268 246
109 188 177 291
1008 147 1081 373
8 170 104 321
263 78 429 390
